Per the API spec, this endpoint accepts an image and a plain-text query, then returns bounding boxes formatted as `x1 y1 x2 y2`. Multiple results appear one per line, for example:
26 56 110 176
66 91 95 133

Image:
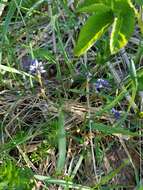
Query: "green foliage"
128 59 138 88
0 0 142 189
138 75 143 91
91 122 140 137
74 10 114 56
74 0 140 56
21 0 38 8
57 111 66 173
93 159 130 189
77 3 111 13
110 2 135 54
2 0 20 38
34 175 91 190
95 35 111 64
0 160 33 190
76 0 101 9
135 0 143 5
30 140 51 164
34 160 129 189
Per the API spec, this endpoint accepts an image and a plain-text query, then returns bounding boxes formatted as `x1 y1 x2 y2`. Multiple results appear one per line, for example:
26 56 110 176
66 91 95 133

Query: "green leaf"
138 75 143 91
57 111 66 173
34 175 91 190
77 3 111 14
77 0 102 9
2 0 17 36
0 64 34 78
76 0 112 9
74 10 114 56
91 123 140 137
128 59 138 88
110 2 135 54
137 185 143 190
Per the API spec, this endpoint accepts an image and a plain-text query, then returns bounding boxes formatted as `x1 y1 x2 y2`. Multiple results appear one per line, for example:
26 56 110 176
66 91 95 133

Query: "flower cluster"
95 78 110 92
95 78 120 120
29 59 46 75
111 108 120 120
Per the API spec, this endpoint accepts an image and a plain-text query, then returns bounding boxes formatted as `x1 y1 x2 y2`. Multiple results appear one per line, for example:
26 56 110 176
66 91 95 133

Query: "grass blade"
91 122 140 137
57 110 66 173
34 175 91 190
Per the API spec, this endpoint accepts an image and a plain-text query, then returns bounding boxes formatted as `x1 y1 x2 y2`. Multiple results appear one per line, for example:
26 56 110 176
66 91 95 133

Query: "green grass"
0 0 143 189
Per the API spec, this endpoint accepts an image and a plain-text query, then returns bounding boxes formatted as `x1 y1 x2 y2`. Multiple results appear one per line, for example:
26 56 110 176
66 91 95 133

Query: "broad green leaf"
113 0 135 14
110 7 135 54
74 11 114 56
77 3 111 13
77 0 102 9
77 0 112 9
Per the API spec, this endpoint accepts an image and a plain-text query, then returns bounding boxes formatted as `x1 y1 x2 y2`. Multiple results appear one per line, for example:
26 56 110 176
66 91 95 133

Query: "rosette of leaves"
74 0 143 56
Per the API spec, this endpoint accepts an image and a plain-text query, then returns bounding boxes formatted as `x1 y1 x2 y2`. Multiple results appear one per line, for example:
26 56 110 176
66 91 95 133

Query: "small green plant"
74 0 143 56
0 160 33 190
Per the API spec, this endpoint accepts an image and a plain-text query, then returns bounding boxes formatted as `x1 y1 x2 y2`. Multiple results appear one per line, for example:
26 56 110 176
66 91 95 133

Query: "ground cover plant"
0 0 143 189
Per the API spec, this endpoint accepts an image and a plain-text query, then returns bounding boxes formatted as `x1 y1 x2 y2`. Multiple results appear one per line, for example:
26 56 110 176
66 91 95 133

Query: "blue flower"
111 108 120 119
29 59 46 75
95 78 109 92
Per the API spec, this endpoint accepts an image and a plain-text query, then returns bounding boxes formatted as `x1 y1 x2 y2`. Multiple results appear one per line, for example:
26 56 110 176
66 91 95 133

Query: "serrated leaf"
110 8 135 54
74 11 114 56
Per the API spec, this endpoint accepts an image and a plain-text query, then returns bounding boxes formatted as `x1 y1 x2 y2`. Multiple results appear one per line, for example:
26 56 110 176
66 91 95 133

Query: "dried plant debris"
0 1 143 190
105 143 140 188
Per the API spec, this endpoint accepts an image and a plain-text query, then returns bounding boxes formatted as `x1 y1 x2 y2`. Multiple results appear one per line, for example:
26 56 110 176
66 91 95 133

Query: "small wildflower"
95 78 109 92
111 108 120 119
29 59 46 75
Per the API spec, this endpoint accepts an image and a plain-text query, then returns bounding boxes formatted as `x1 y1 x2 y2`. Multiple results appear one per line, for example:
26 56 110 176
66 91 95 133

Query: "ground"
0 1 143 190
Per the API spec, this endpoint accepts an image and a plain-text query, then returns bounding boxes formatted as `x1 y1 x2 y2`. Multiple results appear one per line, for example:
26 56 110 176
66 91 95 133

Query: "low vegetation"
0 0 143 189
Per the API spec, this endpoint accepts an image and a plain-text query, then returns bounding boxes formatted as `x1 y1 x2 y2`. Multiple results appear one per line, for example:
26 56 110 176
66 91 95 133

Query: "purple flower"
29 59 46 75
111 108 120 119
95 78 109 92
